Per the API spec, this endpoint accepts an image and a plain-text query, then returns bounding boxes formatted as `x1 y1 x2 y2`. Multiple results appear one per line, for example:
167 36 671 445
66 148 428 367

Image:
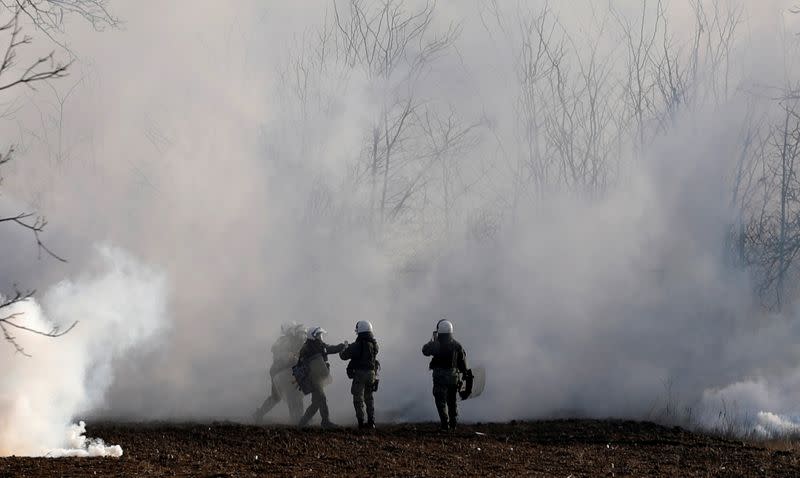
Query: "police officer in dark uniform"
296 326 347 428
422 319 468 431
253 322 307 424
339 320 379 429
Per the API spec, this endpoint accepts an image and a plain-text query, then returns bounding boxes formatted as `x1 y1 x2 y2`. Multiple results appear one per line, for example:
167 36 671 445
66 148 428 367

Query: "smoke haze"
2 0 800 454
0 246 165 455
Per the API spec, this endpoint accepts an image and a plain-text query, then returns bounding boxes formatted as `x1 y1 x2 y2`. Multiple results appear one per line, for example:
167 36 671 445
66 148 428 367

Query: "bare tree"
511 3 563 210
5 0 117 31
734 97 800 310
415 105 482 231
0 290 75 356
612 0 741 155
0 7 69 258
333 0 462 235
0 1 115 352
727 101 766 269
612 0 660 154
481 1 625 220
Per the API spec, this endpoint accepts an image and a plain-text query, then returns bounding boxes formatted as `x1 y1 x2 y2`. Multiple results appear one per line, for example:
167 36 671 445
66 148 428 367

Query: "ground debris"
0 419 798 477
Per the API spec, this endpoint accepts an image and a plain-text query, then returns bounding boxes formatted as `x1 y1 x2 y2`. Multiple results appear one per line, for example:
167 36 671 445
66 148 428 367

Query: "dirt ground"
0 419 798 477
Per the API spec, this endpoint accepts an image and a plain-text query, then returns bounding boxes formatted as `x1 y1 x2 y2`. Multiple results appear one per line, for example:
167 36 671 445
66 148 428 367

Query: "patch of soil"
1 419 798 477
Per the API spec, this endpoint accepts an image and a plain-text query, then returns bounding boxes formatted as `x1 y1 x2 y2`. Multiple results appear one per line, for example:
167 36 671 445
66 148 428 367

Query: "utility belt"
347 365 377 373
430 366 460 375
431 367 461 387
346 361 380 378
347 361 380 393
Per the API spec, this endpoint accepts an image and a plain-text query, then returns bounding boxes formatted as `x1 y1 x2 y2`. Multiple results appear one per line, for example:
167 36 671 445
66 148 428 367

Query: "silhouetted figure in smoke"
296 326 347 428
339 320 379 429
253 322 307 424
422 319 470 431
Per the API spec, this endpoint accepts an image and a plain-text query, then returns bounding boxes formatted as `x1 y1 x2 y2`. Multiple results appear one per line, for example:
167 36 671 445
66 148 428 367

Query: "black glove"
459 369 474 400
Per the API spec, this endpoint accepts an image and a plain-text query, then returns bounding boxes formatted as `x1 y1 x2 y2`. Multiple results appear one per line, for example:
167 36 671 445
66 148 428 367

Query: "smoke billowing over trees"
3 0 800 446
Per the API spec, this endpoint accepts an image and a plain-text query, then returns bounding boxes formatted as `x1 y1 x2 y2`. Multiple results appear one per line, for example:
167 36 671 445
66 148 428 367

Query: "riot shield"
459 365 486 401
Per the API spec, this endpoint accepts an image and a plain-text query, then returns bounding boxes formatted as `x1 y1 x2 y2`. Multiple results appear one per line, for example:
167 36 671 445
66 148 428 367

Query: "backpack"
291 362 313 395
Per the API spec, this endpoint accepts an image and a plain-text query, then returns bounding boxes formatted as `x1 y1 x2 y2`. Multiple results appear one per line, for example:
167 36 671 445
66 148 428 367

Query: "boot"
365 400 375 429
321 419 340 429
366 411 376 429
448 406 458 431
354 401 366 429
297 408 314 428
437 408 449 431
252 409 263 425
255 395 279 424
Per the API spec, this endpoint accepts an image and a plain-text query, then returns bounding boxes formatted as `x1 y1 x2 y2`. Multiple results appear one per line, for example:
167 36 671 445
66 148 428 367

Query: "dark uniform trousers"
350 369 376 423
432 368 459 425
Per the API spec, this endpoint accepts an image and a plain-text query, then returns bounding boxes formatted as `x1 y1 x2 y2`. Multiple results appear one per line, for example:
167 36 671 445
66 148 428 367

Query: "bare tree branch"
0 290 77 355
0 1 99 351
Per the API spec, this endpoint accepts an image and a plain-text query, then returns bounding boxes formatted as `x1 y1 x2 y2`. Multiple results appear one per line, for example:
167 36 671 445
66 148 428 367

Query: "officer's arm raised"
326 341 347 354
339 342 354 360
422 340 438 356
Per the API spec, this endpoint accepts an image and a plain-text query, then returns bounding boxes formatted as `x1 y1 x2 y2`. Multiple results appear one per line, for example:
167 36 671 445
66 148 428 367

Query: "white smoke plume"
47 422 122 458
2 0 800 440
0 245 166 456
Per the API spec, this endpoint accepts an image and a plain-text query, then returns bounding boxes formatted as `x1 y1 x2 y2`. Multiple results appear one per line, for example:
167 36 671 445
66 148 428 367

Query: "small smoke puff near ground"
0 245 167 456
46 421 122 458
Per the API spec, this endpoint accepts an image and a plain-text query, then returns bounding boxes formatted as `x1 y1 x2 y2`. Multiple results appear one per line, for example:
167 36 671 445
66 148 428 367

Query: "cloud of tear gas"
3 0 800 437
0 246 166 456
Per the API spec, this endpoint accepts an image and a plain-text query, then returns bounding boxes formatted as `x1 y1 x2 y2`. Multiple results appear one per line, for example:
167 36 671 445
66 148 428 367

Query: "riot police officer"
296 326 347 428
253 322 306 423
339 320 379 429
422 319 469 431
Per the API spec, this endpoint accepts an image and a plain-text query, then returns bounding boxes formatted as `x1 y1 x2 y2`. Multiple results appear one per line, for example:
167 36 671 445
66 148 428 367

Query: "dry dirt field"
1 419 798 477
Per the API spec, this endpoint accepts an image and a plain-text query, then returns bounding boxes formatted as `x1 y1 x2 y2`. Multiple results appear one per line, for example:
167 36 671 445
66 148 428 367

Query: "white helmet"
355 320 373 334
307 326 326 340
436 319 453 334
